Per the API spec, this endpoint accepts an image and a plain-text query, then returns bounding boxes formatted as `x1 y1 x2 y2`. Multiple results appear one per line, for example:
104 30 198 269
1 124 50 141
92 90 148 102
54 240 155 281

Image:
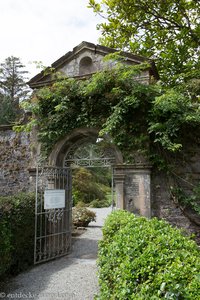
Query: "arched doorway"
48 128 124 209
48 128 123 167
63 138 117 208
63 138 116 168
34 128 151 264
34 128 124 264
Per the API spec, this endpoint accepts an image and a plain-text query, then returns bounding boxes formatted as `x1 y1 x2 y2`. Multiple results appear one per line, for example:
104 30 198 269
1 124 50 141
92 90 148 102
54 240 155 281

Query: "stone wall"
0 125 33 196
114 165 151 218
113 151 200 242
151 170 200 242
0 125 200 242
150 137 200 242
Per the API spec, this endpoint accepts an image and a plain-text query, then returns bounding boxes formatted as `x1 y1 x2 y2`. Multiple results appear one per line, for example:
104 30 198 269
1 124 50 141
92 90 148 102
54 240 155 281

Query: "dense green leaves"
72 167 111 205
96 210 200 299
0 94 16 124
171 186 200 215
0 56 30 124
0 193 35 278
88 0 200 85
18 64 200 166
148 89 200 151
19 65 157 159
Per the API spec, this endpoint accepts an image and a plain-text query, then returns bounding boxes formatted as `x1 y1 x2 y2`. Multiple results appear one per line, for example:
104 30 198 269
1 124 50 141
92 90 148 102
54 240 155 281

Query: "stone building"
1 41 199 240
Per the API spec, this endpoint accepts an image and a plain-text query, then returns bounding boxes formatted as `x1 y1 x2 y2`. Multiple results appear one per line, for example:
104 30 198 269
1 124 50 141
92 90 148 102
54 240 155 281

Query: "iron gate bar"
34 166 72 264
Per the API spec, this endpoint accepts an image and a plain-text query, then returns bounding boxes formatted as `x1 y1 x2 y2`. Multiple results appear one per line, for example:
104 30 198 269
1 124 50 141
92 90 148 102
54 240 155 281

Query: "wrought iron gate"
34 166 72 264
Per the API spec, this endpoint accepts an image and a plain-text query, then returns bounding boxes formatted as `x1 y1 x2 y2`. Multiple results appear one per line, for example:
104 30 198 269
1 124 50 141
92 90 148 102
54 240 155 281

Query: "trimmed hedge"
97 210 200 300
0 193 35 278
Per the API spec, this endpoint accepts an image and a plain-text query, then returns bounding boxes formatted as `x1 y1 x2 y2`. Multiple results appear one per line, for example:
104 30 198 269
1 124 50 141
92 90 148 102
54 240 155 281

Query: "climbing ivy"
15 63 200 215
171 185 200 216
15 63 200 164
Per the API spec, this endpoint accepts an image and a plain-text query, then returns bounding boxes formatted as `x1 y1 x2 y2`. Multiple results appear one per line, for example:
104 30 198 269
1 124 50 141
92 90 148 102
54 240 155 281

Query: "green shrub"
89 199 111 208
72 167 108 205
72 207 96 227
0 193 35 278
72 167 112 206
75 201 87 208
97 210 200 300
0 220 13 276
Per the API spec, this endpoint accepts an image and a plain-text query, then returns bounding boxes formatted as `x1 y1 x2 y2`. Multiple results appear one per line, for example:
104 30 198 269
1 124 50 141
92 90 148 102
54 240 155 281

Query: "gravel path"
1 207 112 300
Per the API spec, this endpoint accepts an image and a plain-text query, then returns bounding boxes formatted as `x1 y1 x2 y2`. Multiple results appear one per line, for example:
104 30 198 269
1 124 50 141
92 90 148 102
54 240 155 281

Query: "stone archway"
48 127 151 216
48 128 123 167
63 139 116 168
48 128 125 208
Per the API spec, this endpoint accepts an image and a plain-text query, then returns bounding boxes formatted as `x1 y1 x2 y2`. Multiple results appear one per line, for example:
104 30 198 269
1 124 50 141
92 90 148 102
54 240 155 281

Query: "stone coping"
114 164 152 169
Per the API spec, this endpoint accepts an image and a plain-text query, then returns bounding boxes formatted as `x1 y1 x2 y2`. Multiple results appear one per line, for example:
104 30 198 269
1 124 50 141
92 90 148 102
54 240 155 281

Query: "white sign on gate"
44 189 65 209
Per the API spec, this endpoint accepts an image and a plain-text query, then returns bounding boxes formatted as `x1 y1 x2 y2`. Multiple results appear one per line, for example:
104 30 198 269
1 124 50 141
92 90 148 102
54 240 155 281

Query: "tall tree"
88 0 200 85
0 56 30 124
0 93 15 124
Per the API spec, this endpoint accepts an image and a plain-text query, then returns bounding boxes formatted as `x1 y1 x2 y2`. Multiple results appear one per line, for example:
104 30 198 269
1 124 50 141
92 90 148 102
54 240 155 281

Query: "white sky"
0 0 101 79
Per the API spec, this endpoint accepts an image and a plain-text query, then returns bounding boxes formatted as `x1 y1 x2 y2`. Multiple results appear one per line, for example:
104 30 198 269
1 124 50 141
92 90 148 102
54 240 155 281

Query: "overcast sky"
0 0 101 79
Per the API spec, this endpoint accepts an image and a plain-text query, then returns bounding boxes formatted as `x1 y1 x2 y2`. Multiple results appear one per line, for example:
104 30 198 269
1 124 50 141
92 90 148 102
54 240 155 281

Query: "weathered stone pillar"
114 173 125 209
114 165 151 218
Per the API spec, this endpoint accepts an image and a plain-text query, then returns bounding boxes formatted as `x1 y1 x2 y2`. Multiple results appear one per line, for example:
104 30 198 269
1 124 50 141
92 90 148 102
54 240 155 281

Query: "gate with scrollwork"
34 166 72 264
64 139 116 168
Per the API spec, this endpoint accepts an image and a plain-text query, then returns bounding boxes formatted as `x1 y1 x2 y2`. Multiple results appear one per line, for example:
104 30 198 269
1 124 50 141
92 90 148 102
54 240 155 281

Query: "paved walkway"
1 208 112 300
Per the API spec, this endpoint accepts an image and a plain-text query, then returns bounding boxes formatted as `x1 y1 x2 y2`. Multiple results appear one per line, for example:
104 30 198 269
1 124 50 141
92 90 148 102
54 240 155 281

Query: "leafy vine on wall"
16 64 200 158
15 63 200 214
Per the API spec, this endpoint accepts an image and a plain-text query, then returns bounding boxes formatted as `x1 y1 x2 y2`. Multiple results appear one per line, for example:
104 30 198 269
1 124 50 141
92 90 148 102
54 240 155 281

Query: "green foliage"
171 186 200 215
72 167 111 206
0 219 13 277
0 94 16 124
20 64 200 165
16 64 200 213
0 56 30 124
88 0 200 85
17 64 200 167
0 56 29 103
18 64 159 159
97 210 200 299
72 207 96 227
0 193 35 278
148 88 200 152
89 199 111 208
